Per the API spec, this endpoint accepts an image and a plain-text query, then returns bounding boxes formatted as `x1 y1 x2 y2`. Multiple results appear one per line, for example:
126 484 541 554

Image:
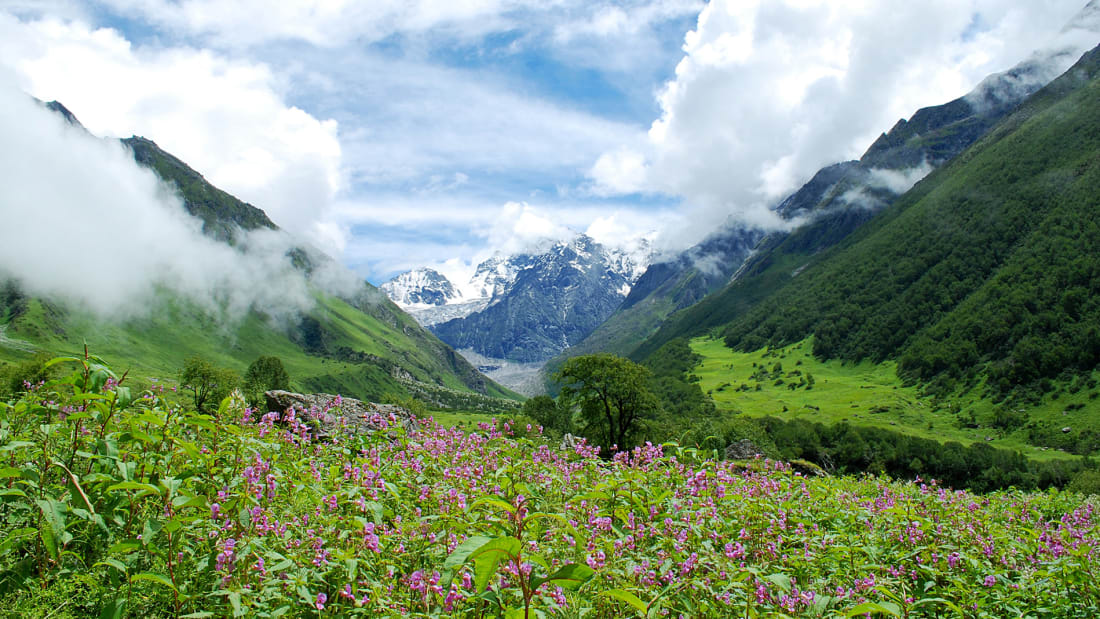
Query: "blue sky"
1 0 1095 285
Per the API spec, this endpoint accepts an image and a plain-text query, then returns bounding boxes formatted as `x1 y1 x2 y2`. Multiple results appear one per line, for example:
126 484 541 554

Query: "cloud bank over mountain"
588 0 1095 246
0 77 354 321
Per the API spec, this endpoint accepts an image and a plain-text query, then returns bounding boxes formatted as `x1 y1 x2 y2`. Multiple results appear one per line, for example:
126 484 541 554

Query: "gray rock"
725 439 763 460
1063 426 1072 433
559 433 580 451
264 390 416 439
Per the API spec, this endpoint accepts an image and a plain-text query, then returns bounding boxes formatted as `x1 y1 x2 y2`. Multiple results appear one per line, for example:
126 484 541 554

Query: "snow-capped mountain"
430 234 649 363
379 268 460 307
380 234 652 369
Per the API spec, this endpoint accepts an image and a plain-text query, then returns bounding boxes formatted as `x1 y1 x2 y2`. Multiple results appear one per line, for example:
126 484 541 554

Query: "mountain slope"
709 44 1100 400
630 12 1100 362
0 108 516 405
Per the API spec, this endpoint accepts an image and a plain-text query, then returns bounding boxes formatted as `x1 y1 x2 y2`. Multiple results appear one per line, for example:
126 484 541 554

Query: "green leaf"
0 527 36 556
0 467 22 478
39 519 58 562
35 498 66 560
471 496 517 515
132 572 177 592
95 558 130 573
912 598 963 614
142 518 164 545
600 589 649 615
443 535 493 570
113 386 132 409
229 591 244 617
765 573 792 594
98 597 126 619
0 441 34 452
468 536 521 594
107 481 161 497
109 540 141 554
845 601 902 617
530 563 595 592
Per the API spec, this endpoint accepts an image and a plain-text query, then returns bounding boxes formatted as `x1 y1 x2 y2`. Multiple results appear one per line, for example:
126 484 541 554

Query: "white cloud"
292 50 644 190
0 14 344 251
0 77 350 321
591 0 1096 245
587 147 650 195
95 0 523 48
867 163 934 195
482 202 574 255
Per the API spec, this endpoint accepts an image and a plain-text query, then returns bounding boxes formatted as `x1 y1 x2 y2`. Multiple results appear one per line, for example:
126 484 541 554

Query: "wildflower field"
1 354 1097 617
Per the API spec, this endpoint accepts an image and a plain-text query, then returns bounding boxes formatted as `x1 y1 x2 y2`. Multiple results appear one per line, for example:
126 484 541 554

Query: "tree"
522 395 573 435
243 356 290 406
554 354 661 452
180 356 239 413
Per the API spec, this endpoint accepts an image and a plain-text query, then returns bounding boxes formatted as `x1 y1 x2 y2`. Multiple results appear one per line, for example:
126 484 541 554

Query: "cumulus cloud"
482 202 574 256
0 76 354 322
590 0 1095 247
0 14 345 252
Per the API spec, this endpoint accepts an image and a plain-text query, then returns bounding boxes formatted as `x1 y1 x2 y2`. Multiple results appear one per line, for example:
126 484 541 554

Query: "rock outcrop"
264 390 416 439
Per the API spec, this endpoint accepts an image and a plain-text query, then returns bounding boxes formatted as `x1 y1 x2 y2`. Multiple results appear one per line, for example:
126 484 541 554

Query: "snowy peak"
380 268 460 307
380 232 653 368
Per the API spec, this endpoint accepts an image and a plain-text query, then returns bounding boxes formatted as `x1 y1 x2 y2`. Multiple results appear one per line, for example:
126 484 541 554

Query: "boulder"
725 439 763 460
264 390 416 439
559 433 580 451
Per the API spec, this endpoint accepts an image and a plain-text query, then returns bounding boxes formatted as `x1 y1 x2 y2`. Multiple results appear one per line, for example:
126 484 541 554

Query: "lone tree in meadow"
555 353 660 452
180 356 239 413
243 355 290 406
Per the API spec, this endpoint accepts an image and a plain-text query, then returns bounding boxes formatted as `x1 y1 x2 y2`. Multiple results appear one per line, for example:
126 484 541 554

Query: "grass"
690 335 1087 461
428 408 496 429
0 290 520 406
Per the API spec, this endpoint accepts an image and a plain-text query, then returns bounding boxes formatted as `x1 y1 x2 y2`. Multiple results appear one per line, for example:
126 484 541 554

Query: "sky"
0 0 1095 286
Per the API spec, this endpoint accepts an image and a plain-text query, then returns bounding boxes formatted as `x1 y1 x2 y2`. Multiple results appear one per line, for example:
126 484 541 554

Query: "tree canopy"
555 354 660 452
243 355 290 406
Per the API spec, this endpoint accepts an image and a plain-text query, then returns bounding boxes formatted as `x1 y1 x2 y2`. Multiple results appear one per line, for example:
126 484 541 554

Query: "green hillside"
690 336 1096 461
0 120 517 408
720 46 1100 398
0 282 516 406
621 45 1100 460
639 46 1100 386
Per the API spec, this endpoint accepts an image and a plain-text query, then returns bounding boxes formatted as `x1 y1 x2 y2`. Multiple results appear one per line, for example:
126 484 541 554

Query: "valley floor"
691 336 1093 461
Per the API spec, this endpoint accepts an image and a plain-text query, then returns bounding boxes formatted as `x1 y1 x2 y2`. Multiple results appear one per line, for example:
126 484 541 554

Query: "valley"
690 336 1091 461
4 1 1100 617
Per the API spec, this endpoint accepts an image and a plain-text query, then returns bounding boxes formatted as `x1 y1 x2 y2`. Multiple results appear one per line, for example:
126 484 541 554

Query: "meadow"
0 352 1097 617
690 336 1097 461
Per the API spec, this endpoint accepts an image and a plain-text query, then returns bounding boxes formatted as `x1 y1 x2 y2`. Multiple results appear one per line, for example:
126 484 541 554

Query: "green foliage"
522 395 573 436
679 416 779 459
179 355 239 413
0 352 52 399
555 356 658 451
556 354 662 452
1067 469 1100 496
242 356 289 406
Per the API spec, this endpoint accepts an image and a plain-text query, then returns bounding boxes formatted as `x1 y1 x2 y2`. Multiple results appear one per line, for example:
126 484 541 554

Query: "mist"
0 77 358 324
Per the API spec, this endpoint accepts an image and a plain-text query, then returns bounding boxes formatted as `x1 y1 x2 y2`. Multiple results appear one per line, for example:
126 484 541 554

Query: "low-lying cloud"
0 77 356 323
0 14 346 253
